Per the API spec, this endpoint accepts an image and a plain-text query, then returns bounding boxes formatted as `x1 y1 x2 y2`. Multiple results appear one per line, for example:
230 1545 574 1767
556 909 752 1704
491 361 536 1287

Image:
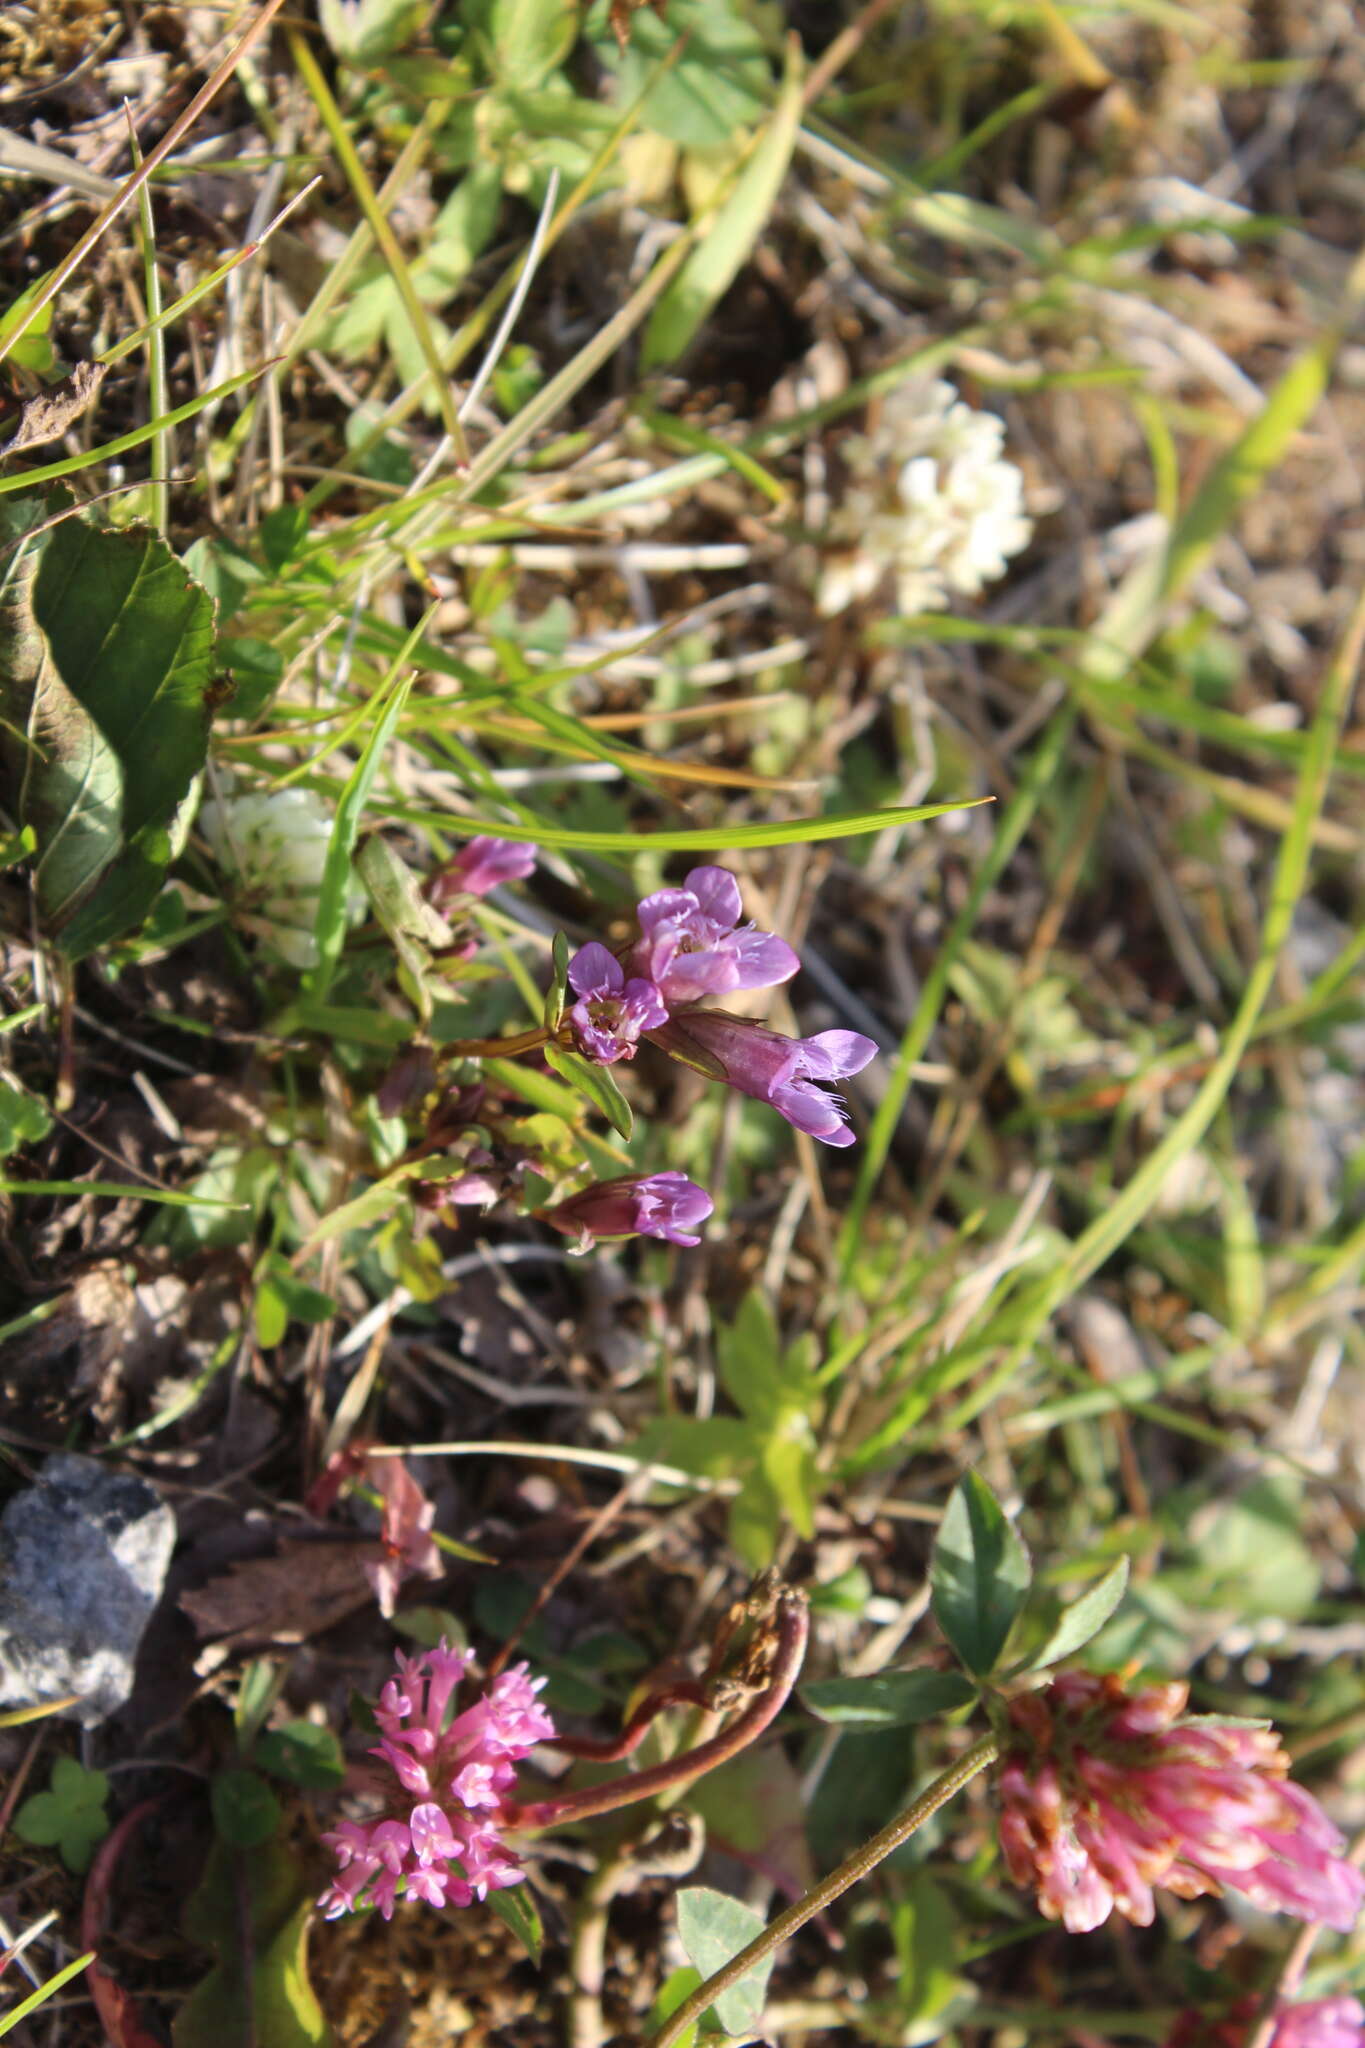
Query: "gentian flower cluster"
320 1641 553 1920
997 1672 1365 1935
563 866 876 1152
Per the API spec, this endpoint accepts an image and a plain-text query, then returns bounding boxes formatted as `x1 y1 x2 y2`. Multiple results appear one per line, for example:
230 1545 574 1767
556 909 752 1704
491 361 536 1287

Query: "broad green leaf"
543 1041 634 1140
590 0 771 149
800 1670 977 1728
643 39 803 367
0 1080 52 1157
12 1757 110 1873
37 520 215 837
1026 1558 1131 1672
176 1837 330 2048
487 1881 544 1964
931 1471 1032 1677
686 1742 813 1899
469 0 577 89
0 501 216 956
254 1723 345 1790
212 1768 282 1849
676 1886 772 2036
716 1289 784 1426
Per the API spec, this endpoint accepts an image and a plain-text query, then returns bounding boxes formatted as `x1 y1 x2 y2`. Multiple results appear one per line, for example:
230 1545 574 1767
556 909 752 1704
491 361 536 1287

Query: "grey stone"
0 1453 175 1727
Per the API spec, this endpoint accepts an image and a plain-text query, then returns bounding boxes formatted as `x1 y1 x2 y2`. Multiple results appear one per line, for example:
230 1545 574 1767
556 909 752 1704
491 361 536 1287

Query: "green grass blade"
388 796 986 854
837 709 1075 1270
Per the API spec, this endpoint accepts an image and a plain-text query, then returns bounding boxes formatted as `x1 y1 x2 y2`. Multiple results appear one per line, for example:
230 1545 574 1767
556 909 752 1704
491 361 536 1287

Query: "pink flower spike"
319 1641 555 1922
631 865 799 1002
427 835 537 910
1166 1995 1365 2048
567 942 667 1064
996 1672 1365 1936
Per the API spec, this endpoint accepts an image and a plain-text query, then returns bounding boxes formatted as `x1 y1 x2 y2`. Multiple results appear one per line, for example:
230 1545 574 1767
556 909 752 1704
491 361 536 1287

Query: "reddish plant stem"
508 1591 809 1829
551 1681 712 1763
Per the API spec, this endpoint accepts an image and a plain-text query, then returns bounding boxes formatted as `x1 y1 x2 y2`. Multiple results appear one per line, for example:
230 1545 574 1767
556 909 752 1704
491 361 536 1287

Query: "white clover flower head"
819 377 1032 618
199 786 362 969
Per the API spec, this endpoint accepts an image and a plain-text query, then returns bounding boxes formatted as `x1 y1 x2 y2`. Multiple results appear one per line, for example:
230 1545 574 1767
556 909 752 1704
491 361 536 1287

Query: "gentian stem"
644 1732 999 2048
440 1023 554 1059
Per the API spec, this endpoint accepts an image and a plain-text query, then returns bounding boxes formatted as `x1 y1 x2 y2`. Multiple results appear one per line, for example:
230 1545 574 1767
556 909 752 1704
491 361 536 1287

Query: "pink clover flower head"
630 866 799 1002
651 1010 876 1147
567 942 668 1064
318 1640 554 1921
1166 1996 1365 2048
1272 2002 1365 2048
426 835 537 910
546 1171 714 1249
997 1672 1365 1936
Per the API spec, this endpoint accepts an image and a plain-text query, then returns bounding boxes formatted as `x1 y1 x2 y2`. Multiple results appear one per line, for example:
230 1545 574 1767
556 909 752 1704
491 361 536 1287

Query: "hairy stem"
645 1733 999 2048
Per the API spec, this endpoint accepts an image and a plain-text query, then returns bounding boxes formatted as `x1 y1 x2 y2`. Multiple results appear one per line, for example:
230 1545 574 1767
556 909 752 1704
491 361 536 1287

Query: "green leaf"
487 1881 544 1964
176 1837 331 2048
543 929 570 1029
0 1080 52 1157
931 1471 1032 1677
543 1041 634 1140
468 0 577 90
1027 1558 1131 1672
308 669 414 995
13 1757 110 1873
254 1723 345 1791
590 0 771 149
235 1660 284 1753
211 1767 283 1848
403 797 981 854
0 500 216 957
675 1886 773 2037
716 1288 784 1426
642 39 803 368
800 1670 978 1729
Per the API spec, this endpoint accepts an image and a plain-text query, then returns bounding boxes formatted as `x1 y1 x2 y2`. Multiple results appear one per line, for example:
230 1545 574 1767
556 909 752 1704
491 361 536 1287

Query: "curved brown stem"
551 1681 711 1763
508 1591 809 1830
439 1023 554 1060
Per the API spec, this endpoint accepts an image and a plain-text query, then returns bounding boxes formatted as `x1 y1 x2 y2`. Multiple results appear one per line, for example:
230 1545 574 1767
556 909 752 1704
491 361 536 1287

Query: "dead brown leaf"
179 1536 383 1646
0 360 106 459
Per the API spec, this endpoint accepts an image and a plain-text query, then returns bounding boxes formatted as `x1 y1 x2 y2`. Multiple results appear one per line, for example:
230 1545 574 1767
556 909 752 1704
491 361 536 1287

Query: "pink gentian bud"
629 866 799 1002
546 1172 714 1249
426 835 536 911
318 1639 554 1921
567 942 667 1064
996 1672 1365 1935
650 1010 876 1146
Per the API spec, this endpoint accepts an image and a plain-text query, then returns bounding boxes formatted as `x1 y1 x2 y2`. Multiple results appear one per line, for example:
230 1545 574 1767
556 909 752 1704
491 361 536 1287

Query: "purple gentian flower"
650 1011 876 1147
629 866 799 1002
567 942 667 1064
546 1172 714 1249
427 835 537 911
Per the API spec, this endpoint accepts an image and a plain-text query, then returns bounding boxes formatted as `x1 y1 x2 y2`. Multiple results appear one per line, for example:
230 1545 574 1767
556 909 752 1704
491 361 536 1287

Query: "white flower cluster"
819 378 1032 617
199 786 361 969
